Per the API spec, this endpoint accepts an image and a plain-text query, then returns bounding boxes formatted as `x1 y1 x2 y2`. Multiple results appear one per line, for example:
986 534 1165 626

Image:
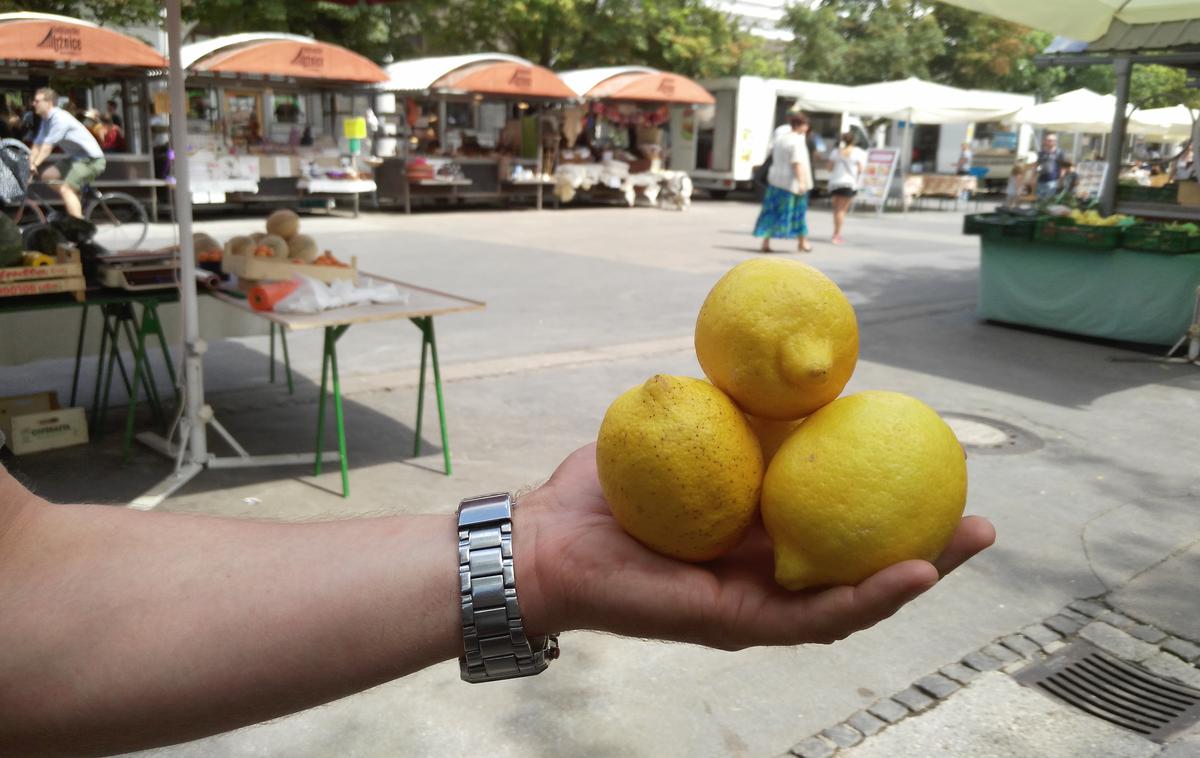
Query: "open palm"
520 443 995 650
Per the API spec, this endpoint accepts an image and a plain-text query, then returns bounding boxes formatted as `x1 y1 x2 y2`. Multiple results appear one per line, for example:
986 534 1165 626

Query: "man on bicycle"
28 88 106 220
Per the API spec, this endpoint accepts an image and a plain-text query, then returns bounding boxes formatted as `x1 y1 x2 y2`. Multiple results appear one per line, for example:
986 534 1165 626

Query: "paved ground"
2 199 1199 757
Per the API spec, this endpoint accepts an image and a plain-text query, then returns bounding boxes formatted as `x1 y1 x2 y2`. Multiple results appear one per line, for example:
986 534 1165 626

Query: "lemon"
694 259 858 420
762 391 967 589
745 414 802 466
596 375 764 562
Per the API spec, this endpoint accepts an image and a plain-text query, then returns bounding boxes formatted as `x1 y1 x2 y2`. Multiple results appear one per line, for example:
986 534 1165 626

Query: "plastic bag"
274 276 408 314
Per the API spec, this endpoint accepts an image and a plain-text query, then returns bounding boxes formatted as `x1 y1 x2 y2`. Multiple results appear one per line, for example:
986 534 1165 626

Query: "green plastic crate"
963 213 1037 240
1116 184 1179 204
1122 224 1200 254
1035 218 1121 250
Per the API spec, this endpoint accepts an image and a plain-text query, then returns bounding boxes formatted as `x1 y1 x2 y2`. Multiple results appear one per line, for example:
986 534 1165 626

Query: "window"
273 93 303 124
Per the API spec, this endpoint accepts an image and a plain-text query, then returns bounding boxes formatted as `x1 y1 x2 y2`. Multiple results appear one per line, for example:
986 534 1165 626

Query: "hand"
516 444 995 651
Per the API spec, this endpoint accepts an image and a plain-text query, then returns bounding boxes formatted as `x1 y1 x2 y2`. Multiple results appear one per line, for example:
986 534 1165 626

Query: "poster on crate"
857 148 900 215
1074 161 1108 200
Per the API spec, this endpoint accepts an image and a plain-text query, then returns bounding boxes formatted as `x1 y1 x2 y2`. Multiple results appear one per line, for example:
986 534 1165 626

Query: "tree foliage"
0 0 159 27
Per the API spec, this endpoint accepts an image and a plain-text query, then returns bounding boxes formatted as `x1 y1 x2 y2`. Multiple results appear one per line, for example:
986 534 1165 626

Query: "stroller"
0 138 32 208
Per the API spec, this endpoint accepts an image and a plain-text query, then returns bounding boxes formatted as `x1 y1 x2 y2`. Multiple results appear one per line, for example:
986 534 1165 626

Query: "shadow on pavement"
1 342 442 505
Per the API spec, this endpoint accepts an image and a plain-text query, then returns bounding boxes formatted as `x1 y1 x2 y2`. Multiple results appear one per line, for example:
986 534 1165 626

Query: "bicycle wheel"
85 191 148 251
13 196 47 226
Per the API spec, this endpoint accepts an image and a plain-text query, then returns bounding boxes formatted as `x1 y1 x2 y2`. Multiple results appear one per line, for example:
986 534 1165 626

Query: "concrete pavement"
1 200 1198 756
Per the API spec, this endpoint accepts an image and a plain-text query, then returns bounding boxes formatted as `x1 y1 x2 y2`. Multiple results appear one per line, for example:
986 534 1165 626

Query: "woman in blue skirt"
755 112 814 253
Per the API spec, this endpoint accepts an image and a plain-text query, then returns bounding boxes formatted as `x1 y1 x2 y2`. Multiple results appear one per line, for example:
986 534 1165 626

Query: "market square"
1 2 1199 756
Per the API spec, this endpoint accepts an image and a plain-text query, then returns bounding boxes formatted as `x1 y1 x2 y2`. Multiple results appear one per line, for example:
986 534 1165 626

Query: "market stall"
555 66 714 208
170 33 388 215
0 12 167 216
949 0 1200 351
374 53 575 213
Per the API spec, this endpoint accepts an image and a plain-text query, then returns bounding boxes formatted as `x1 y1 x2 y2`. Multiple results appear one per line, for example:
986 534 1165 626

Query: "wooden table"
210 274 485 497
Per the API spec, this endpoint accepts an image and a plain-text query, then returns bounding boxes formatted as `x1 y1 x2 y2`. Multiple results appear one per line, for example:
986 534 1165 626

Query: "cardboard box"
1179 181 1200 208
0 391 57 444
10 407 88 454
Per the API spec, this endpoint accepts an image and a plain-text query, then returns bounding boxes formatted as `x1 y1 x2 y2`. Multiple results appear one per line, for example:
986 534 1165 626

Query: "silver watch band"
458 492 558 683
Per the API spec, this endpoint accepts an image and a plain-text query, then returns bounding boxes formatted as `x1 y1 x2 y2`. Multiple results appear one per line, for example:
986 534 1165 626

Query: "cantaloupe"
266 209 301 240
287 233 319 263
194 232 221 255
259 234 290 259
225 235 255 257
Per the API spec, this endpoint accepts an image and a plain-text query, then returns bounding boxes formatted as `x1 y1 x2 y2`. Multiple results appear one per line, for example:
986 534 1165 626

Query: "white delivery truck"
668 76 872 197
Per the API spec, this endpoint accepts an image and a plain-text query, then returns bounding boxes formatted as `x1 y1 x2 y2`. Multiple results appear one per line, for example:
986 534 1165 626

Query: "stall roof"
182 33 387 83
560 66 716 105
1013 88 1130 132
790 77 1032 124
937 0 1200 45
0 12 165 69
381 53 574 99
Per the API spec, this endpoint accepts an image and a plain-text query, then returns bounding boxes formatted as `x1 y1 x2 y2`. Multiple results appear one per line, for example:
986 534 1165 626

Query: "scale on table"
97 249 181 291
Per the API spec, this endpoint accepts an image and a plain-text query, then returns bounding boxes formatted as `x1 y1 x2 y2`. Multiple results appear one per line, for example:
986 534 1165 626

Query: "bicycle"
18 180 150 251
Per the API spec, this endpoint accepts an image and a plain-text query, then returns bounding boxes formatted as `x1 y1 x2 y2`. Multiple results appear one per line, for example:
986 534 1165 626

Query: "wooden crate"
1179 182 1200 208
0 249 85 301
223 253 358 283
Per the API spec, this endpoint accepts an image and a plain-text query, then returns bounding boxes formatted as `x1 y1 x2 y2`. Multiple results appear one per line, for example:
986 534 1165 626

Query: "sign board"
858 148 900 214
1074 160 1108 199
991 131 1019 151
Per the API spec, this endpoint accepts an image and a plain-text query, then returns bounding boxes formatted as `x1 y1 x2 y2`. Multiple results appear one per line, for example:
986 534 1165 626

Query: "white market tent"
1130 105 1199 141
940 0 1200 212
791 77 1031 125
1014 89 1130 133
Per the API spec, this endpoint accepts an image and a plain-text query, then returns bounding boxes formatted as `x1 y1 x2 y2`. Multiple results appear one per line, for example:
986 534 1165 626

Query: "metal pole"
1100 57 1131 216
166 0 207 464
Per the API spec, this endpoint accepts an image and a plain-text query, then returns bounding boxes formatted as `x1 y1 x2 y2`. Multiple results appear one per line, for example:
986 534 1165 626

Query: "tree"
0 0 159 27
1131 64 1200 109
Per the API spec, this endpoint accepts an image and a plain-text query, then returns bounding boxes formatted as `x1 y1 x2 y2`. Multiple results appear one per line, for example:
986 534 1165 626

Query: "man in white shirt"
28 87 107 219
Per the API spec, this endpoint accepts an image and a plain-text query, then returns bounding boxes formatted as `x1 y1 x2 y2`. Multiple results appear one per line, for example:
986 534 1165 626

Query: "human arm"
28 142 53 174
0 447 993 755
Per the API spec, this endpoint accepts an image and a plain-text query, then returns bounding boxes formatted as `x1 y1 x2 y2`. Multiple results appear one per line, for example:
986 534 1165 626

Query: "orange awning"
0 17 165 69
192 39 387 84
587 71 714 105
433 61 575 100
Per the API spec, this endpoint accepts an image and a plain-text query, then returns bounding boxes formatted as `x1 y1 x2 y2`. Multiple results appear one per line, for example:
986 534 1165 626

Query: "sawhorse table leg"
269 322 294 394
122 301 173 462
411 316 451 476
314 325 350 497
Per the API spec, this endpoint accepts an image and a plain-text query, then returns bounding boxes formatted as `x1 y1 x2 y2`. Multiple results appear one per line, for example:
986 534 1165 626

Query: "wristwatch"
457 492 559 683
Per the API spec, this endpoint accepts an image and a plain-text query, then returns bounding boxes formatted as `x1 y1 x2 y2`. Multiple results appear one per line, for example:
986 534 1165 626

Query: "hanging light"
517 102 529 111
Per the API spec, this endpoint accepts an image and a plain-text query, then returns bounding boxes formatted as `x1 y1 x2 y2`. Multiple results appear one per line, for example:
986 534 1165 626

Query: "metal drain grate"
1015 641 1200 742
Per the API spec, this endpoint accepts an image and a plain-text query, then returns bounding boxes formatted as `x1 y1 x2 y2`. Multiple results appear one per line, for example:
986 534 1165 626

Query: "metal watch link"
457 492 558 683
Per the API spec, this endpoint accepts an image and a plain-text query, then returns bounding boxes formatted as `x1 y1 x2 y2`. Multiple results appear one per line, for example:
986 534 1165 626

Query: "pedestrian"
827 131 867 245
28 87 106 219
106 98 122 129
99 113 125 152
955 141 973 175
1035 132 1065 201
754 111 814 253
1168 145 1194 182
0 447 995 755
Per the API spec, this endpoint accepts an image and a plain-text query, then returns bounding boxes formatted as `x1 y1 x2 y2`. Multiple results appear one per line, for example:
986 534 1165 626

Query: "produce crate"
0 249 85 300
1121 224 1200 254
223 253 357 283
963 213 1037 240
1034 218 1122 250
1116 184 1179 204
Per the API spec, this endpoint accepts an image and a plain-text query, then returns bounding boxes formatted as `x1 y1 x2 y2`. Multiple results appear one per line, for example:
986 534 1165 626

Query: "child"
1005 161 1027 207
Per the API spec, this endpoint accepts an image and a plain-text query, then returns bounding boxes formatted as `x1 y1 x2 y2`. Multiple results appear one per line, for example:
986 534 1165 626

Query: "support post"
1100 57 1132 216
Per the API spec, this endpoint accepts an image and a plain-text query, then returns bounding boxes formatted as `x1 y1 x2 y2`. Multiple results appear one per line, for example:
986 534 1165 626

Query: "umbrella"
937 0 1200 42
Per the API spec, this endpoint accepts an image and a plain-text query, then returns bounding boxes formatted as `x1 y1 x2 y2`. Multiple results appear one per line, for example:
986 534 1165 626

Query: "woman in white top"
827 132 867 245
754 112 814 253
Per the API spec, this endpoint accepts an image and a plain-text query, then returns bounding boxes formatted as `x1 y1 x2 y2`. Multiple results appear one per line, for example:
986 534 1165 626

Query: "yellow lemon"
597 375 764 562
762 391 967 589
745 414 803 466
694 259 858 420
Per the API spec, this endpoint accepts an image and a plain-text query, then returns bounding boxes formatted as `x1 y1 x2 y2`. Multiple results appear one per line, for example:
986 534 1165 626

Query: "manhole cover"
1015 641 1200 743
940 413 1042 455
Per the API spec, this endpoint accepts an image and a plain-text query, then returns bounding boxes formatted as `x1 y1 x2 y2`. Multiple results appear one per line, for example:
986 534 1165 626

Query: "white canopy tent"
1013 89 1129 133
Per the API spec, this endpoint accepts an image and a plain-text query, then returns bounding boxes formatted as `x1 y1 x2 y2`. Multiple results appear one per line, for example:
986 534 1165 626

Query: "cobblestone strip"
783 596 1200 757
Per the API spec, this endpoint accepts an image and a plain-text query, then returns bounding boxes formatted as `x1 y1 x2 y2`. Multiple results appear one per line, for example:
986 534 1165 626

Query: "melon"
287 233 319 263
225 235 254 257
266 209 301 240
193 232 221 255
258 234 289 259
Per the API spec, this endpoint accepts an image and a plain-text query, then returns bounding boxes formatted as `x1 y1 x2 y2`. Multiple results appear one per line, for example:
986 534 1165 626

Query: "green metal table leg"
70 305 88 407
329 326 350 497
97 310 124 437
131 305 166 428
121 308 150 463
269 323 277 384
90 306 109 430
314 328 331 476
148 302 178 402
425 318 452 476
280 325 294 395
413 319 429 457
